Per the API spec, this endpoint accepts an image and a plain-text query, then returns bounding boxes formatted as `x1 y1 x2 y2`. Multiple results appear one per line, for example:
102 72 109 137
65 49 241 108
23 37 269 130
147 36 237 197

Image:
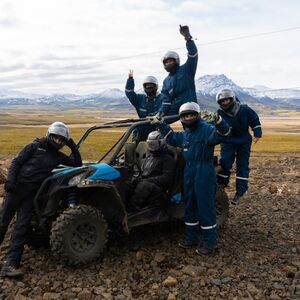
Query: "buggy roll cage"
76 115 179 165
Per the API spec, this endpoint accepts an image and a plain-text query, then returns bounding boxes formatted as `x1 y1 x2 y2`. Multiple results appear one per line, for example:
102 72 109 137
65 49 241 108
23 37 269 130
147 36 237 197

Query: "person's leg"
2 191 35 273
195 168 218 255
129 180 161 210
217 144 236 187
179 175 199 248
233 141 251 204
0 192 23 245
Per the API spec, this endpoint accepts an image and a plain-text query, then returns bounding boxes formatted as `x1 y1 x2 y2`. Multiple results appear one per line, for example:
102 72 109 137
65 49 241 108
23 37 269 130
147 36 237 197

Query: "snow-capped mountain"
0 75 299 112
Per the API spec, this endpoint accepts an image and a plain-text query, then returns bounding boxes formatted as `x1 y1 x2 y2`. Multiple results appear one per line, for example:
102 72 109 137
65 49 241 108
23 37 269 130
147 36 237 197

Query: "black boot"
231 193 243 205
0 265 23 278
195 245 218 256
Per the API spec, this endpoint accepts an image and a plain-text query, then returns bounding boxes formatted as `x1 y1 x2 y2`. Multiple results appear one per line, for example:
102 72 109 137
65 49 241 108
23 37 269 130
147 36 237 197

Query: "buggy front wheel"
50 205 108 265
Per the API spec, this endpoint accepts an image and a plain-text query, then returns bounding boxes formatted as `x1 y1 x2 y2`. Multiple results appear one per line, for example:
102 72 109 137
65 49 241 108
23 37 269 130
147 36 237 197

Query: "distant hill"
1 74 299 113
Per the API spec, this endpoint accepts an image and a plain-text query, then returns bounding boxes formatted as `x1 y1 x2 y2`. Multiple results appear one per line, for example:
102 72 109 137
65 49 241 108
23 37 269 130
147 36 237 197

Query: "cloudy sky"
0 0 299 95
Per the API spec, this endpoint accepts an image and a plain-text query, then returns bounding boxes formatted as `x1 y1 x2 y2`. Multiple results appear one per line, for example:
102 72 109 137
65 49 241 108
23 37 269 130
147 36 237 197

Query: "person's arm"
5 142 38 192
180 25 198 75
185 39 198 75
60 139 82 167
125 70 139 108
248 107 262 143
158 80 173 115
207 116 231 146
146 155 176 187
156 122 185 148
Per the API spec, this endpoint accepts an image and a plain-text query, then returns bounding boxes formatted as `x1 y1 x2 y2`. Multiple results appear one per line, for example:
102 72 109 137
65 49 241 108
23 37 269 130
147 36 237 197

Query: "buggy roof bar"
76 115 179 163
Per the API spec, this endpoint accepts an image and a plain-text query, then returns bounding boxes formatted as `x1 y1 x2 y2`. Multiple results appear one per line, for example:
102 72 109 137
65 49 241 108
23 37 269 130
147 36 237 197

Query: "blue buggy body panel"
87 163 120 181
53 163 120 181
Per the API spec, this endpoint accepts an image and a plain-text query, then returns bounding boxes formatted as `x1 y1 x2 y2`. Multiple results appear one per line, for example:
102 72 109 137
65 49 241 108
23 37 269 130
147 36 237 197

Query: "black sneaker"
0 265 23 278
231 194 243 205
178 240 198 249
195 246 217 256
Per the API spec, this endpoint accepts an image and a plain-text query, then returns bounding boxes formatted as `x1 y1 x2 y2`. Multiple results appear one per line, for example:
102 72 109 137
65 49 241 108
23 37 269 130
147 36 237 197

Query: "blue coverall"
125 78 164 142
217 104 262 196
157 118 231 249
160 40 198 115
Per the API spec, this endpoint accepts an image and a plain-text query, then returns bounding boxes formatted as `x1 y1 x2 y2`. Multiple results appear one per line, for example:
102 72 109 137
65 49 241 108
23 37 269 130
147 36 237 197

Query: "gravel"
0 156 299 299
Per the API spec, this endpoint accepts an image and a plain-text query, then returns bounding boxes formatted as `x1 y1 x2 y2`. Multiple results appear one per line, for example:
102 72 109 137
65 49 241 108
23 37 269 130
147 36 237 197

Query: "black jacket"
6 137 82 189
141 150 176 189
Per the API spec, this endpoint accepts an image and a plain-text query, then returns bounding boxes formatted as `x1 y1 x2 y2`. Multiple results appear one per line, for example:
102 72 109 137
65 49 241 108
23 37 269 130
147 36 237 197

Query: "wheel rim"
70 222 97 253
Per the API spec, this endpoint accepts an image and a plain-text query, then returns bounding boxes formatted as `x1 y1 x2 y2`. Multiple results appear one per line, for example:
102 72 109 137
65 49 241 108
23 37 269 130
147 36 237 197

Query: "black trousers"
129 180 163 210
0 188 37 267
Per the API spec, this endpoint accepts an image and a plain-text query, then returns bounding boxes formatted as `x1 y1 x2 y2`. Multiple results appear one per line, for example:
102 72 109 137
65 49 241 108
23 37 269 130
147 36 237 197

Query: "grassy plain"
0 108 299 161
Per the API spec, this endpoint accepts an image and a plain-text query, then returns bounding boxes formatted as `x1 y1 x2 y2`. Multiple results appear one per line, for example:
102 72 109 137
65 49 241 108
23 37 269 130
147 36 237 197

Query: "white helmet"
161 51 180 65
143 76 158 87
47 122 69 140
147 131 166 152
179 102 200 116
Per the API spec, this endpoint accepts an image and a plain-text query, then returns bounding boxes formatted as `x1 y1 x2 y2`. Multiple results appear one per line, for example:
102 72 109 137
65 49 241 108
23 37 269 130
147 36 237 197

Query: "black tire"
215 187 229 228
50 205 108 265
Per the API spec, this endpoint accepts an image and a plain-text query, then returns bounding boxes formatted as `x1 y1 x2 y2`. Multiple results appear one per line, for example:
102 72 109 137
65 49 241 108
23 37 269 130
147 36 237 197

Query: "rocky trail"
0 156 299 299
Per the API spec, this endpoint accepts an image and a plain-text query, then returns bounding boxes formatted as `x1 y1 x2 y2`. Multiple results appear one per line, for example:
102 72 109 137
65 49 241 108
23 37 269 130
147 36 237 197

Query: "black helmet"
216 89 236 111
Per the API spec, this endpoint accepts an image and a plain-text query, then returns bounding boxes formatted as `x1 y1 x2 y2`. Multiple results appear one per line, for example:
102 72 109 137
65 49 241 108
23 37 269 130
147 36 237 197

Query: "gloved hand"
66 138 77 150
4 181 16 193
128 69 134 78
202 112 220 124
131 177 141 185
179 25 192 40
253 136 261 144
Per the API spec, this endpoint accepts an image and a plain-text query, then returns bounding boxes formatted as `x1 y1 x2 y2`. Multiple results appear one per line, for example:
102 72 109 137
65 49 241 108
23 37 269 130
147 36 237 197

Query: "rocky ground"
0 156 299 300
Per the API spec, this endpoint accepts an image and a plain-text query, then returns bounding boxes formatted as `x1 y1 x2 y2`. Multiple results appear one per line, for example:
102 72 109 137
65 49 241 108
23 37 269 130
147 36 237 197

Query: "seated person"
127 131 176 211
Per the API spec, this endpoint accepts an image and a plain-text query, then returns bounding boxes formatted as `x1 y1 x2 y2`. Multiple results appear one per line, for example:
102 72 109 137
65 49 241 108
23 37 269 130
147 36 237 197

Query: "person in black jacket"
0 122 82 278
128 131 176 211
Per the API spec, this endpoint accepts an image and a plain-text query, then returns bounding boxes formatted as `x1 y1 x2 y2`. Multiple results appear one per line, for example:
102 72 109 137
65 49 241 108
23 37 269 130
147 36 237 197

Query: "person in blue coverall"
157 25 198 117
125 70 164 143
216 88 262 205
153 102 231 255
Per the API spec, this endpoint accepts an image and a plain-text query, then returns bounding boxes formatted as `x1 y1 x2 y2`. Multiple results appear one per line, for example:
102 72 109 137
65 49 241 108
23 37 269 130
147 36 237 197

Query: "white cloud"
0 0 299 93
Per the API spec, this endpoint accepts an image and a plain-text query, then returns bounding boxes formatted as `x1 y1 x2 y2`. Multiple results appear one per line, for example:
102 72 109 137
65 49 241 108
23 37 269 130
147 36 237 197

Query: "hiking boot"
0 265 23 278
231 193 243 205
195 246 218 256
178 240 198 249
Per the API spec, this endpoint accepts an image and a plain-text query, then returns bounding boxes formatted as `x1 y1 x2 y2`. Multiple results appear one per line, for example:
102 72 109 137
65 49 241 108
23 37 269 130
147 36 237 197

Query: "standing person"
153 102 231 255
125 70 164 143
215 89 262 205
158 25 198 117
127 131 176 211
0 122 82 278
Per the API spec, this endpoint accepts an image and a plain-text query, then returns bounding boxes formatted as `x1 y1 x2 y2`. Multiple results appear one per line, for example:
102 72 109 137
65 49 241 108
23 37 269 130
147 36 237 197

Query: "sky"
0 0 299 95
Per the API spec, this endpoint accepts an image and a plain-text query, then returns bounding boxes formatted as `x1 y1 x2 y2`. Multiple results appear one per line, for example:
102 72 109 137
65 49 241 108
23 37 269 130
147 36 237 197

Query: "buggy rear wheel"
50 205 108 265
216 187 229 228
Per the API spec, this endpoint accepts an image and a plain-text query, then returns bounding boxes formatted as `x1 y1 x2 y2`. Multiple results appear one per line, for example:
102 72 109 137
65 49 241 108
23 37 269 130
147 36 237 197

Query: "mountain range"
1 74 299 113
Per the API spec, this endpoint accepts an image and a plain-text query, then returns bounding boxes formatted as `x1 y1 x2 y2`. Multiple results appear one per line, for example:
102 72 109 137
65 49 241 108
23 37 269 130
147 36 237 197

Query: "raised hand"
128 69 134 78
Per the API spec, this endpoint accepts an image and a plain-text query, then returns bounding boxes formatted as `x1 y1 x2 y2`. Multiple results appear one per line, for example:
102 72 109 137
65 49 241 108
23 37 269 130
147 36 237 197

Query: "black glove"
4 181 16 193
66 138 77 150
179 25 192 40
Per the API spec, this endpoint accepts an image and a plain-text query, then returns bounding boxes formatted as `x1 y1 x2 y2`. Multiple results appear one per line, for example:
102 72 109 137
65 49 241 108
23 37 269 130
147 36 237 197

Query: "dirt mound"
0 157 299 299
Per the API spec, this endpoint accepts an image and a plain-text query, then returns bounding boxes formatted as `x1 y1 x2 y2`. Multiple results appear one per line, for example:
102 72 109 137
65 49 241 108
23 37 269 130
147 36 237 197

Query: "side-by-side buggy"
29 116 229 265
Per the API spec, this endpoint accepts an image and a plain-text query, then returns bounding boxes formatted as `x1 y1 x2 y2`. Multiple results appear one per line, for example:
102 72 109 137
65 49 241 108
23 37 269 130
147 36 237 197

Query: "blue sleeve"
159 82 173 114
248 107 262 137
157 122 185 148
185 40 198 76
125 78 138 108
207 119 231 146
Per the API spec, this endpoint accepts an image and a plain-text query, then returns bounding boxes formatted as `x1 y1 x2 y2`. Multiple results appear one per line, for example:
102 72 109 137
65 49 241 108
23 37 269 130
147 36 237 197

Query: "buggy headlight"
68 173 86 186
